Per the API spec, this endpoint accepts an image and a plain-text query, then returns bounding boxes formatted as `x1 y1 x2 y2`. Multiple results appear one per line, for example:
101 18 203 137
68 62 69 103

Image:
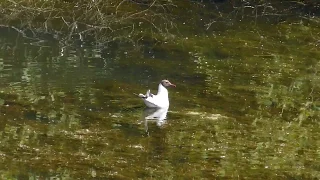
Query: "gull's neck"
157 83 168 97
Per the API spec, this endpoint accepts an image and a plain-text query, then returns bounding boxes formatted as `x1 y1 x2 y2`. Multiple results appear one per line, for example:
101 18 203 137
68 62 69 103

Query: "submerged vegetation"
0 0 319 179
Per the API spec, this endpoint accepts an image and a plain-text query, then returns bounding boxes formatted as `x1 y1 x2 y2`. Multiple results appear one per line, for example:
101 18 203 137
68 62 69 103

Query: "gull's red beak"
170 83 176 87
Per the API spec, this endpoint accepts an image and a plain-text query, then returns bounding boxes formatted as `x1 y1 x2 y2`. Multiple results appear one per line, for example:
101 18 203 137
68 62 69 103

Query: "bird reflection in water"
141 107 169 133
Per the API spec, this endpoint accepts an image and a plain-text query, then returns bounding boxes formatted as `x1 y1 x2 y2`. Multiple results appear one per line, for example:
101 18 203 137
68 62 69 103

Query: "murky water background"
0 2 319 179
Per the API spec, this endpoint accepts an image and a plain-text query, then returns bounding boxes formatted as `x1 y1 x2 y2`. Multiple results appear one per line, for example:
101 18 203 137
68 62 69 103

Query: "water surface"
0 4 319 179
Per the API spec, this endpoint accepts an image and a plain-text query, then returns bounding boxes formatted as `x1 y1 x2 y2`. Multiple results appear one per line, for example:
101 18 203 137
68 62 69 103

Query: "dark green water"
0 8 319 179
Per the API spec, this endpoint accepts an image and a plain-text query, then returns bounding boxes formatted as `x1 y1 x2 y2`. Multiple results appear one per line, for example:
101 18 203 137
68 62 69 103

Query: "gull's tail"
135 90 153 99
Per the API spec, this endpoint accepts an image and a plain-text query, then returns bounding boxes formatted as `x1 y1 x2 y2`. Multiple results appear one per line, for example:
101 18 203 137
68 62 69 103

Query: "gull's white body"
138 80 175 108
139 83 169 108
144 107 168 120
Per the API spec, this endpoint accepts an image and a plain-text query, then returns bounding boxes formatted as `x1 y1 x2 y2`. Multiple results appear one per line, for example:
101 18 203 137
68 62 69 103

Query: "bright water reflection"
141 107 169 132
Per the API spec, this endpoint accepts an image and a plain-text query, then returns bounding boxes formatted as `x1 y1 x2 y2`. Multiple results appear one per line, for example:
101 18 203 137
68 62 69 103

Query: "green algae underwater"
0 0 319 179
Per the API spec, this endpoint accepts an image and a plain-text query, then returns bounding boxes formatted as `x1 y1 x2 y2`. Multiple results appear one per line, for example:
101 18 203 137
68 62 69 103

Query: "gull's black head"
161 80 176 88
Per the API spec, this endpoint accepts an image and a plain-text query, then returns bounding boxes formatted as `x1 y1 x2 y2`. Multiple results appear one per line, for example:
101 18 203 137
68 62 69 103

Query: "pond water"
0 4 320 179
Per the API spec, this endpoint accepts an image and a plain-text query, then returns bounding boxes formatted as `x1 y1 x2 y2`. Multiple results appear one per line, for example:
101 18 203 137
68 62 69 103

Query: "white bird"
138 80 176 108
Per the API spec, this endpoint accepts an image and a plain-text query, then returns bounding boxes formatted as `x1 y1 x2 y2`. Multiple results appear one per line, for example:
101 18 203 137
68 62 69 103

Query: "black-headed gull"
138 80 176 108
